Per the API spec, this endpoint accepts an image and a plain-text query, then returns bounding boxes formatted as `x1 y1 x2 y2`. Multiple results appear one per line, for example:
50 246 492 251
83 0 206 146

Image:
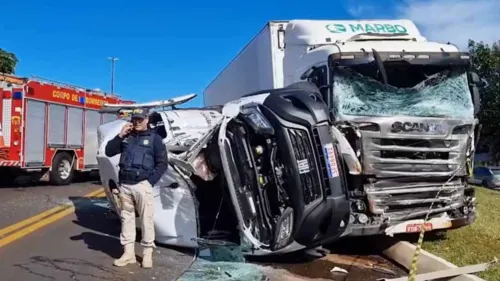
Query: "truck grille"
287 128 322 205
362 135 468 177
365 178 465 221
359 122 470 221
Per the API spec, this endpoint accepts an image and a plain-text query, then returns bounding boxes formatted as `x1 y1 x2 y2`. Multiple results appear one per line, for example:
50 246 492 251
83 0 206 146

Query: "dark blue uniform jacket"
105 129 168 186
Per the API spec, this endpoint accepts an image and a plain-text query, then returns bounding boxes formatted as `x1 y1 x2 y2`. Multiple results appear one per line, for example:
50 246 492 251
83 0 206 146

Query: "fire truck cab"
0 74 133 185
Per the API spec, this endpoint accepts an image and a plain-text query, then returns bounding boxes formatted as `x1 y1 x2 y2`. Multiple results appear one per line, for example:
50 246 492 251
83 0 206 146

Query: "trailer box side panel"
269 22 287 89
203 23 285 107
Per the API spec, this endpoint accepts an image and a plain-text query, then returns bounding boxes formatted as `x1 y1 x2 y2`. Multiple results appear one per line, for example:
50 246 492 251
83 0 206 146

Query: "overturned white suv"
96 82 361 256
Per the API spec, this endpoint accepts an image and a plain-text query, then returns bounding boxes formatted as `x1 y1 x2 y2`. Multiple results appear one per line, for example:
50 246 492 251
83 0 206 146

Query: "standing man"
105 108 168 269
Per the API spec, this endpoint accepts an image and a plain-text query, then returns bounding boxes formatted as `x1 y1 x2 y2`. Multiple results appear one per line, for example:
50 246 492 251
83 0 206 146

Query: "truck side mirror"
472 86 481 115
470 72 480 84
469 72 481 115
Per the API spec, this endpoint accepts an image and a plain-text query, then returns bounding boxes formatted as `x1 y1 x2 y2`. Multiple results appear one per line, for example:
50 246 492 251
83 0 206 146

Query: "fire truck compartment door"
25 100 46 164
84 110 101 166
48 104 66 146
68 107 83 146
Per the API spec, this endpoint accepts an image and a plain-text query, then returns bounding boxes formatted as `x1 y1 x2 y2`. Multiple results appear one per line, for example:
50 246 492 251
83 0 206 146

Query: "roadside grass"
422 186 500 280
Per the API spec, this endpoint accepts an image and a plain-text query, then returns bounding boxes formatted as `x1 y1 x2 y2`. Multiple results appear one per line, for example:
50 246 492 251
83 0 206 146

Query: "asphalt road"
0 180 195 281
0 179 407 281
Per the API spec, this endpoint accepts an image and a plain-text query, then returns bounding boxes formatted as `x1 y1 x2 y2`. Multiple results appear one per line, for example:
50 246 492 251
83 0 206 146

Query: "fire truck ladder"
29 75 121 99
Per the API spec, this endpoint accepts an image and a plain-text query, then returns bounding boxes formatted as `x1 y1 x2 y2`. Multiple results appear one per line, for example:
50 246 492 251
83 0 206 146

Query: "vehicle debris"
378 258 497 281
330 266 348 274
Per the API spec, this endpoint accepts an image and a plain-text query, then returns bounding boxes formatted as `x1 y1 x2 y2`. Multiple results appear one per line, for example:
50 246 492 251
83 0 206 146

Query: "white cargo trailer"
203 21 287 107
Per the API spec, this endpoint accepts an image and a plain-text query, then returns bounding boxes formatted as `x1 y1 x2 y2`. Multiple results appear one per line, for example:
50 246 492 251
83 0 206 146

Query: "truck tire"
50 152 75 186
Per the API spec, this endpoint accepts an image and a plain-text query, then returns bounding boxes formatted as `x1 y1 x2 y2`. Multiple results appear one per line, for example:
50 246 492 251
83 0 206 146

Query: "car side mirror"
300 67 315 80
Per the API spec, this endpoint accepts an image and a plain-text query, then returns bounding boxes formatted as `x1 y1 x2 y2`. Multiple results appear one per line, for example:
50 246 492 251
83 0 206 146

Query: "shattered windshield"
332 67 474 119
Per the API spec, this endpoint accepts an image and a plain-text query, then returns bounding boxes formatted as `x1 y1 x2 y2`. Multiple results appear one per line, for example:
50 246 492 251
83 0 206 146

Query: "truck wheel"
50 152 75 186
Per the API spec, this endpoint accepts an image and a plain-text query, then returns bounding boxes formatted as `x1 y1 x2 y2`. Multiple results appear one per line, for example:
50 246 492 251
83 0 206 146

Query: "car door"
470 167 484 185
483 168 495 187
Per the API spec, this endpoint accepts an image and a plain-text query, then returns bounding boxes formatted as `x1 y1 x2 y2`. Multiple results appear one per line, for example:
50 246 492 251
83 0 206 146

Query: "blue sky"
1 0 498 107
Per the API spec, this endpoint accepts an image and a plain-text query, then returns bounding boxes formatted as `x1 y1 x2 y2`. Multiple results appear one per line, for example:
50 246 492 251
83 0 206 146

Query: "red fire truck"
0 73 134 185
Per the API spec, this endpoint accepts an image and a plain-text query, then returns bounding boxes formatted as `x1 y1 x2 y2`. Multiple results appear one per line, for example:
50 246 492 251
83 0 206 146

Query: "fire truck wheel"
50 152 75 186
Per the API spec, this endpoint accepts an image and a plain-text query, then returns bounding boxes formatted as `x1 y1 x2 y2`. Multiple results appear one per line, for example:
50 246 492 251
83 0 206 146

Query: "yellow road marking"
0 188 106 248
0 188 105 237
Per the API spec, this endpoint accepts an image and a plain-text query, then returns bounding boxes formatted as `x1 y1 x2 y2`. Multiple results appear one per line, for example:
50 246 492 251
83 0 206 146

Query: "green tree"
468 40 500 160
0 48 18 74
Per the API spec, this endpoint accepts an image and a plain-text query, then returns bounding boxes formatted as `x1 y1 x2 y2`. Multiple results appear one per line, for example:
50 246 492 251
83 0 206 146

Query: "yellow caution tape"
408 225 426 281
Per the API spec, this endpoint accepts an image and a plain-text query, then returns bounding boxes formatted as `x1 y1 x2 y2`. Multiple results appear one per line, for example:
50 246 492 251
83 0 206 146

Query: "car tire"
49 152 75 186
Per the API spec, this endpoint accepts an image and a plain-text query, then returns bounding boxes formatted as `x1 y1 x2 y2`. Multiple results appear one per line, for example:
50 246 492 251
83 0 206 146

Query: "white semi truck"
203 19 482 237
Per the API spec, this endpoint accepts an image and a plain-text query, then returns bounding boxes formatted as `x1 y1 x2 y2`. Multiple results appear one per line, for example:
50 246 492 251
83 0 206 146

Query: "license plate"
323 143 340 178
406 223 433 233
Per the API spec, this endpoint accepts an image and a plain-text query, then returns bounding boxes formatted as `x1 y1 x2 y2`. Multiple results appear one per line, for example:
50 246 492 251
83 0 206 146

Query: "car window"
490 169 500 177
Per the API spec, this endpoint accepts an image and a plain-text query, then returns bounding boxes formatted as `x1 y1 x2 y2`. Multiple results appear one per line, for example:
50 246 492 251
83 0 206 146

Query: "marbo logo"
325 24 347 33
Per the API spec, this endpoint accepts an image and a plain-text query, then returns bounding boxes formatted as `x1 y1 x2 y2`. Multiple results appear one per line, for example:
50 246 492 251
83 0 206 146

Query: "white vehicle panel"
161 109 222 150
284 19 425 46
151 168 198 248
203 22 285 107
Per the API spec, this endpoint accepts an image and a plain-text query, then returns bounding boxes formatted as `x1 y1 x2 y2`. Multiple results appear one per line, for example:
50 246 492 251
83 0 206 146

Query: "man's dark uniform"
105 108 168 268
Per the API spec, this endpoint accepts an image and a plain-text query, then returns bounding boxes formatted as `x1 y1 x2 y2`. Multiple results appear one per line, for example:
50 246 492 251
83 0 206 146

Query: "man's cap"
131 108 149 119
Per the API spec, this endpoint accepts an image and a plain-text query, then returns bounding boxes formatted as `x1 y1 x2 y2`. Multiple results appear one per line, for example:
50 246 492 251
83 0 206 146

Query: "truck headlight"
273 207 294 250
240 105 275 135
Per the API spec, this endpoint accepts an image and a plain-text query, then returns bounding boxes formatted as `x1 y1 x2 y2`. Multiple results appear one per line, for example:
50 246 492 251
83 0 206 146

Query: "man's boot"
141 247 153 268
113 243 136 267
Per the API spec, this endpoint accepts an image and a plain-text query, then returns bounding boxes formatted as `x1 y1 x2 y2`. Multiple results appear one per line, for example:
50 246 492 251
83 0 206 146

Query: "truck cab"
282 20 481 236
203 19 482 237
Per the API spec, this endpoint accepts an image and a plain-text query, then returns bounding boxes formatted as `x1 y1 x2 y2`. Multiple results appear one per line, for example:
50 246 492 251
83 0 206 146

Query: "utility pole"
108 57 119 93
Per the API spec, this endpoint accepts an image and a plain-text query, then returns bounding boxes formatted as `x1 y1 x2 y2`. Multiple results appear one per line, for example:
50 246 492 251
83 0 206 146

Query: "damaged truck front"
328 51 481 236
202 19 482 237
